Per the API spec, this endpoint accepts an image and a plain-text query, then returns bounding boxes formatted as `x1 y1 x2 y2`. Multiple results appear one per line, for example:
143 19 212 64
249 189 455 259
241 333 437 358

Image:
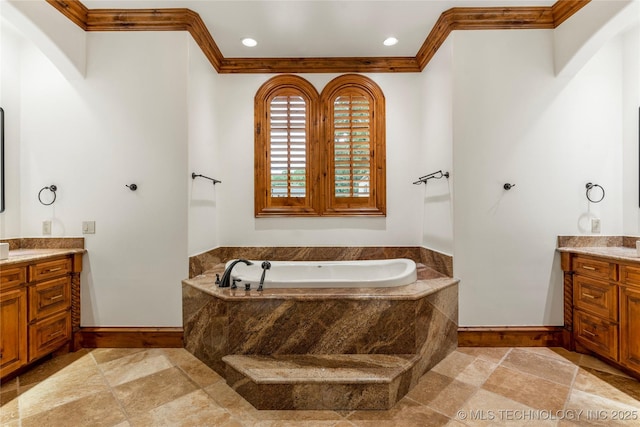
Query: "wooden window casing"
321 75 386 216
255 75 320 217
255 74 385 217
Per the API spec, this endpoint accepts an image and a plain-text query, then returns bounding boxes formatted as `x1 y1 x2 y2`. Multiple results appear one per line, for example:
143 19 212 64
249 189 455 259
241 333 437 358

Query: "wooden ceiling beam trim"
552 0 591 27
46 0 590 74
46 0 88 31
219 57 421 74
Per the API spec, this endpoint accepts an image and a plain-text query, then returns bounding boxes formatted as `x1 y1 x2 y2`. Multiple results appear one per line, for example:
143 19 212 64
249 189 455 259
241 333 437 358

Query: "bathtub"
227 258 417 288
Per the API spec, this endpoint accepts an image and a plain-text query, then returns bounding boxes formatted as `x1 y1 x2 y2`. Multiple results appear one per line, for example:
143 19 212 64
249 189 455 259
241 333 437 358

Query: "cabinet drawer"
28 310 70 362
574 275 618 321
0 267 26 291
29 258 71 282
573 256 616 281
621 265 640 288
28 276 71 322
575 310 618 361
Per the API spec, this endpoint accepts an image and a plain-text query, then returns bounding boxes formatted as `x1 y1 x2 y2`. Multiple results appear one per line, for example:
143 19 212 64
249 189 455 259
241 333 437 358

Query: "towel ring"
586 183 604 203
38 185 57 206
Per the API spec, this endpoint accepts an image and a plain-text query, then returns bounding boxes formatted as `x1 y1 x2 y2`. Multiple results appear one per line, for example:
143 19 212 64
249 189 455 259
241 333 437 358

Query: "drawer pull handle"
48 295 63 301
45 267 63 273
583 293 596 299
582 266 596 271
583 329 597 337
48 330 64 339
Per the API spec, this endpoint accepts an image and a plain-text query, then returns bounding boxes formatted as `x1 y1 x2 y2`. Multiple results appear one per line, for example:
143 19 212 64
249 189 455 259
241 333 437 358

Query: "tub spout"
219 259 253 288
258 261 271 291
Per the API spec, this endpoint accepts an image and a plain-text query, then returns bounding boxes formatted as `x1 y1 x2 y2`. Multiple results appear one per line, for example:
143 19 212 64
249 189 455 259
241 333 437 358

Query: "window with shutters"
255 74 385 217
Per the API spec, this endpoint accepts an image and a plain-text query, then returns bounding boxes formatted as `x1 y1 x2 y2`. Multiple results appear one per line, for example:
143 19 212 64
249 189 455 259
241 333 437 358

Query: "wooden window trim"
320 74 386 216
255 75 320 217
255 74 385 217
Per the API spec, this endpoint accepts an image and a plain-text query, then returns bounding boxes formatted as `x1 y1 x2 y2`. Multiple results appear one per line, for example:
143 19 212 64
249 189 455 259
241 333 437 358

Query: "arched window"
255 74 385 217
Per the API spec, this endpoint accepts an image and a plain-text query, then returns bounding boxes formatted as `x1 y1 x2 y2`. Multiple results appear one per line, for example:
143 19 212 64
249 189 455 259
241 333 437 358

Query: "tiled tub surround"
183 263 458 410
189 246 453 279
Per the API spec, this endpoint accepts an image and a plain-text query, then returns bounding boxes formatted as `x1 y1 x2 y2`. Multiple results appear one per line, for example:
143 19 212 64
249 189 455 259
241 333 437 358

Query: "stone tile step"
222 354 420 410
222 354 418 384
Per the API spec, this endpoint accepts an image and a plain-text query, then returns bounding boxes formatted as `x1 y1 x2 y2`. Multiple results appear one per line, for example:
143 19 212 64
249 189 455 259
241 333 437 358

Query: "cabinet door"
620 286 640 372
0 288 27 377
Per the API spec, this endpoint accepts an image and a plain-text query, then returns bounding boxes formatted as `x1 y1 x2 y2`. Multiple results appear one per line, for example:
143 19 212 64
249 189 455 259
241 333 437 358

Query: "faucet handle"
215 274 220 285
232 278 241 289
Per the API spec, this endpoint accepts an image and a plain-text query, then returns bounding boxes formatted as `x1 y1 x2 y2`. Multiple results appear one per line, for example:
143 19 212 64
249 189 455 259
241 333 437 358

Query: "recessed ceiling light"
383 37 398 47
242 38 258 47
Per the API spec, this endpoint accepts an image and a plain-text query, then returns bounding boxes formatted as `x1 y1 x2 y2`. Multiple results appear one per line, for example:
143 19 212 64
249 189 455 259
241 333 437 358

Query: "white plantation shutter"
333 94 371 198
269 95 307 198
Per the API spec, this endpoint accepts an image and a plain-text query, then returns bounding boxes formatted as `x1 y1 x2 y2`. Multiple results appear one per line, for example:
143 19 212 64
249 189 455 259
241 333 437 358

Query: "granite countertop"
0 248 86 267
557 246 640 264
182 263 458 301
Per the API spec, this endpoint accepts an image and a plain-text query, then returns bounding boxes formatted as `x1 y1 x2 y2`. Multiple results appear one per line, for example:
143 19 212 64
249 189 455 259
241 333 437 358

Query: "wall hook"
503 183 516 190
38 184 58 206
126 184 138 191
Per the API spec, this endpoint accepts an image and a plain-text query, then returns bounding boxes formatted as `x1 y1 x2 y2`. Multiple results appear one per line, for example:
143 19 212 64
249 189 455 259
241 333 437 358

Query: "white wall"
622 26 640 233
419 37 454 255
0 19 23 236
188 38 221 255
17 31 189 326
452 30 624 326
212 73 426 247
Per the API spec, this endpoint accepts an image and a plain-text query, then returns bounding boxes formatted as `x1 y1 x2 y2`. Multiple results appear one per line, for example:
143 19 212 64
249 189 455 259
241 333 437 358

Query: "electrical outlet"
42 220 51 236
82 221 96 234
591 218 601 234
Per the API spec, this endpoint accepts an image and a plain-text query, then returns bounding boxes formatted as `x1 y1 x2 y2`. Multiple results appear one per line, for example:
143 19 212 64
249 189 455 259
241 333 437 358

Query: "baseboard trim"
458 326 564 347
78 327 183 348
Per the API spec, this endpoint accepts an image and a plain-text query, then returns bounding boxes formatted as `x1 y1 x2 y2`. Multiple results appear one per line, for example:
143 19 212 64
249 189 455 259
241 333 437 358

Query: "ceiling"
82 0 557 58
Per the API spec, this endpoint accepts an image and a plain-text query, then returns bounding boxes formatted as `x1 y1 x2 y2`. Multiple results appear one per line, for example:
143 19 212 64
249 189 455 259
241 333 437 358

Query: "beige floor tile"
0 389 19 424
454 358 498 387
431 350 477 379
128 389 231 427
572 368 640 408
347 398 451 426
407 370 477 416
112 367 198 417
500 347 578 386
21 390 126 427
18 349 94 387
456 347 512 364
0 377 17 392
90 348 147 365
458 389 556 427
204 379 261 423
524 346 582 364
407 370 455 402
161 348 225 388
19 363 109 418
563 389 640 426
482 365 570 411
579 354 634 378
99 349 173 387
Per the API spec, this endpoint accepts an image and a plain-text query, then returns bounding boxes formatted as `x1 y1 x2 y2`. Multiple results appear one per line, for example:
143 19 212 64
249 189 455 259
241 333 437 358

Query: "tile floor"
1 346 639 426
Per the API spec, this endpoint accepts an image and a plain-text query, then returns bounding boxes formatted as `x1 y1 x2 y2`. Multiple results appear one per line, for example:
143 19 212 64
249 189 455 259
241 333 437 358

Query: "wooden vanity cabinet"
563 253 640 378
0 254 80 379
0 284 28 377
620 265 640 373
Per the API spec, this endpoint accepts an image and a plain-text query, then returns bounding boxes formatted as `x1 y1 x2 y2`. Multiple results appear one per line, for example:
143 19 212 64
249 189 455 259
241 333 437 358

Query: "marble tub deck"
182 264 459 410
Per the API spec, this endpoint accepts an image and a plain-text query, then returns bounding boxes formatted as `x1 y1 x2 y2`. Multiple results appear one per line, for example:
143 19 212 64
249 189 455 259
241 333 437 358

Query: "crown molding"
46 0 590 74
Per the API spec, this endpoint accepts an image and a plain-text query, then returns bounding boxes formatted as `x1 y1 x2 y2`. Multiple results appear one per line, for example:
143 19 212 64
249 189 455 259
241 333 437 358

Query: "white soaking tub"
227 258 417 289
